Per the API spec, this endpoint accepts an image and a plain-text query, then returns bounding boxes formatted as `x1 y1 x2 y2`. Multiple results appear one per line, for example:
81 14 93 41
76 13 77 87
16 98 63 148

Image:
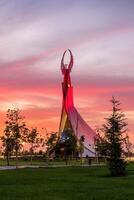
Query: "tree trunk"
46 150 49 165
96 152 99 164
80 152 82 165
71 151 74 165
30 146 34 165
65 157 68 165
30 153 33 165
15 150 18 169
64 153 68 165
6 152 10 166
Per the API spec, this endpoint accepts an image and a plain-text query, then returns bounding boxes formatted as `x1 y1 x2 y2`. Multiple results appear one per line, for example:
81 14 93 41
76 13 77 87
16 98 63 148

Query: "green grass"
0 165 134 200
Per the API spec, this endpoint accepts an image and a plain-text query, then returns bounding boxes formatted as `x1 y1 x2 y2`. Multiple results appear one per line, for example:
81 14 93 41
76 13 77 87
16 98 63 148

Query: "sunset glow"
0 0 134 144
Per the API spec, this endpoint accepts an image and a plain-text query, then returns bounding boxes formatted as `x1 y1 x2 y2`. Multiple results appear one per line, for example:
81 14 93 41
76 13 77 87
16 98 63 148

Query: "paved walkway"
0 166 40 170
0 164 104 170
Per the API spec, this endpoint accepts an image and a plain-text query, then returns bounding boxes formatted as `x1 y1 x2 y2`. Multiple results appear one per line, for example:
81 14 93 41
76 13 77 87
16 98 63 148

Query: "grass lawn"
0 165 134 200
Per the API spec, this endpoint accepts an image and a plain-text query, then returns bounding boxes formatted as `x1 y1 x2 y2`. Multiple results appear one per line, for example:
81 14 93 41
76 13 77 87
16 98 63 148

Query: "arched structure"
59 50 96 157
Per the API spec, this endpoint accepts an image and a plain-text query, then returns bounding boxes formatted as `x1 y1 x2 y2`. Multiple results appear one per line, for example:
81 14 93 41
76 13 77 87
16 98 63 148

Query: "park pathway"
0 164 104 170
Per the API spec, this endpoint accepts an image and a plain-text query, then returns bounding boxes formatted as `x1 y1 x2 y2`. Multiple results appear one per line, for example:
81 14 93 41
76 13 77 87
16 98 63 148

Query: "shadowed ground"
0 165 134 200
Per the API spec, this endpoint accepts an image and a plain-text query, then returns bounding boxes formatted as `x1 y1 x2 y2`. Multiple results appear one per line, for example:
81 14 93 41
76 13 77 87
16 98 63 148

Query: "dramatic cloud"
0 0 134 142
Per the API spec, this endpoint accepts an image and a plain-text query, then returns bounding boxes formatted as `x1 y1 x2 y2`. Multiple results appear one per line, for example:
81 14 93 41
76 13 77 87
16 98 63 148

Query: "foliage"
46 132 58 151
1 132 15 166
63 129 77 157
78 135 85 157
3 108 26 167
94 128 108 157
43 132 58 158
55 129 77 160
123 133 132 157
95 97 131 176
23 127 41 164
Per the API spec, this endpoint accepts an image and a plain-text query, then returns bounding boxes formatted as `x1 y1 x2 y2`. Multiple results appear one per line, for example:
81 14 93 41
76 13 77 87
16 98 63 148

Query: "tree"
23 128 40 165
55 129 77 163
64 129 77 159
123 133 132 159
102 97 128 176
94 128 108 158
1 130 15 166
45 132 58 157
79 135 85 163
4 108 26 168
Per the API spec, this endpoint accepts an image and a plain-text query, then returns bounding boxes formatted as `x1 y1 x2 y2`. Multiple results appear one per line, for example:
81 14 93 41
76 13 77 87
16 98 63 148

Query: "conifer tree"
95 97 130 176
103 97 128 176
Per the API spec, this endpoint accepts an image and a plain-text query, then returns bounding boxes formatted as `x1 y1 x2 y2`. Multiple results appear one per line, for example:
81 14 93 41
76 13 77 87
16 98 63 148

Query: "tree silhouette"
4 108 26 168
95 97 130 176
23 127 40 165
1 131 14 166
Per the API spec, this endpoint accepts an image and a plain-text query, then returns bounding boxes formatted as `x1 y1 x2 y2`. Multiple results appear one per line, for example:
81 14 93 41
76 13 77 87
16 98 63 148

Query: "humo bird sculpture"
59 49 96 157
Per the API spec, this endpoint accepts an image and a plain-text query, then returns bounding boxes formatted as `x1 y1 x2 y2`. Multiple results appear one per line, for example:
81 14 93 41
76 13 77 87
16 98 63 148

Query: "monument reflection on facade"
59 50 96 157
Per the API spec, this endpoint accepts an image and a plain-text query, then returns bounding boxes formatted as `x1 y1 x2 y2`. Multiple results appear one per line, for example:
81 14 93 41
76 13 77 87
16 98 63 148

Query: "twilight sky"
0 0 134 142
